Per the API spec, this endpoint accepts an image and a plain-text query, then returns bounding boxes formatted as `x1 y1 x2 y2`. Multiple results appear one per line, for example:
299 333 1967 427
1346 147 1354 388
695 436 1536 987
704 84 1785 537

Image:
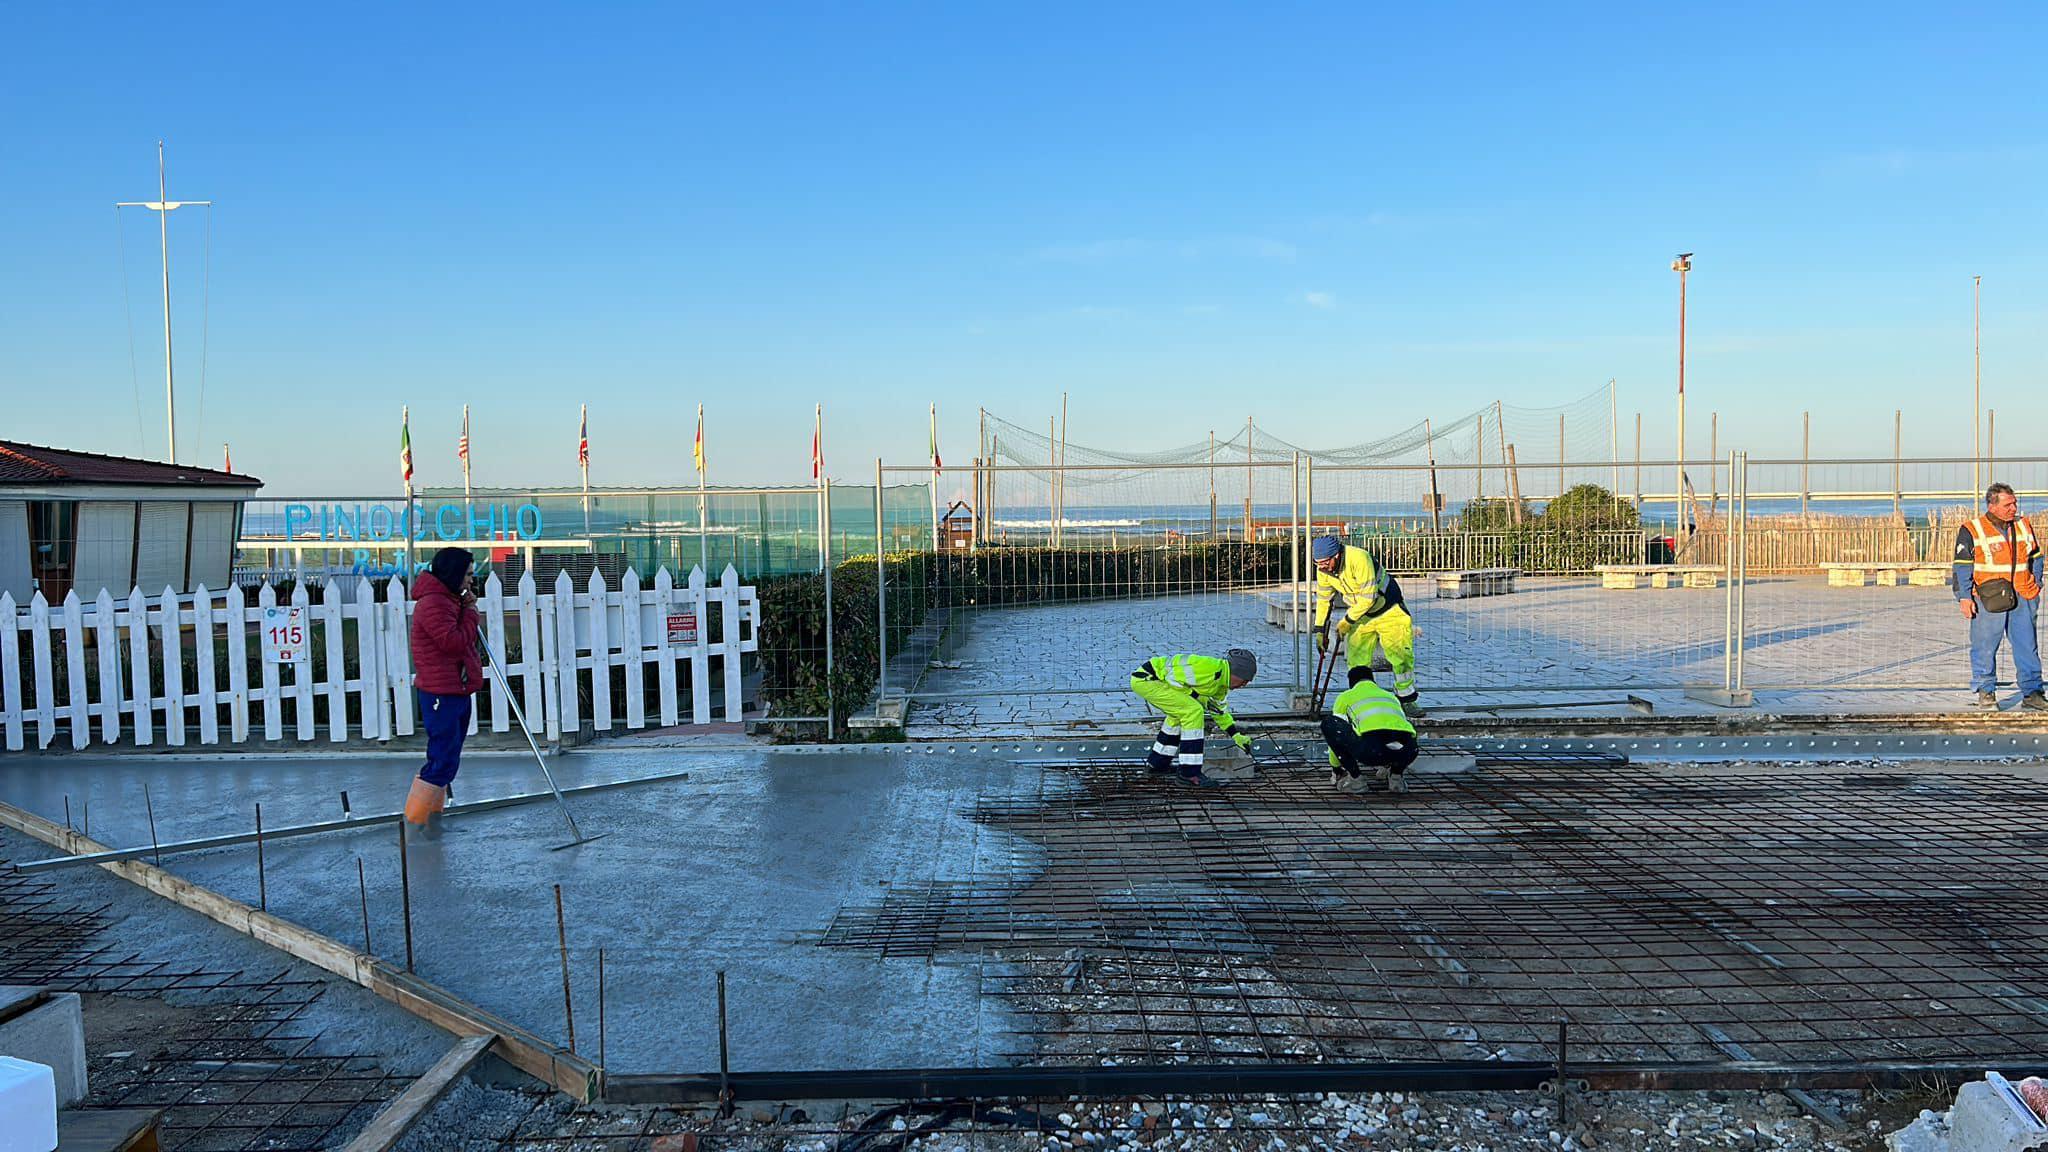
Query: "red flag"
578 406 590 468
222 443 232 473
457 407 470 463
811 421 821 480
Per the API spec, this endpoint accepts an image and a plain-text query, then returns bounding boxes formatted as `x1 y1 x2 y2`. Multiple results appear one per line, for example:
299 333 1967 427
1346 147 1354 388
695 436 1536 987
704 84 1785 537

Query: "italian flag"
399 407 414 485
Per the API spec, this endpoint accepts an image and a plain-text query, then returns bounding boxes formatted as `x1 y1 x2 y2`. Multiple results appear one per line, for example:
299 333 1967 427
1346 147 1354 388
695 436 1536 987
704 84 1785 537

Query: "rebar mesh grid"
817 761 2048 1069
0 859 411 1151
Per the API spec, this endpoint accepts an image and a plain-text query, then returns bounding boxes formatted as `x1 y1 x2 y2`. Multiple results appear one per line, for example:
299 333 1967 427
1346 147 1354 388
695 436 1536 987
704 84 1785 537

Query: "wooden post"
1505 445 1525 525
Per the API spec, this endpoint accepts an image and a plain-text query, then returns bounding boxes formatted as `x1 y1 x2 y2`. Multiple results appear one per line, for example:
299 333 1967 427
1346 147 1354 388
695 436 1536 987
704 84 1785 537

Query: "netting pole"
1291 451 1302 695
1057 392 1069 548
1557 413 1566 497
1989 409 1997 474
1048 417 1058 548
1424 418 1442 533
874 458 887 703
1633 412 1642 514
1893 410 1903 521
1608 379 1620 497
1710 412 1719 514
1208 431 1218 540
977 407 987 548
1476 420 1485 503
988 437 999 544
1243 416 1254 543
1800 411 1810 520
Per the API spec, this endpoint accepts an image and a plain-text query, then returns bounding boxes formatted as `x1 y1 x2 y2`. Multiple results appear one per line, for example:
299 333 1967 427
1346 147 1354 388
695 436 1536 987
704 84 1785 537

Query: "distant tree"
1460 497 1528 531
1543 483 1639 530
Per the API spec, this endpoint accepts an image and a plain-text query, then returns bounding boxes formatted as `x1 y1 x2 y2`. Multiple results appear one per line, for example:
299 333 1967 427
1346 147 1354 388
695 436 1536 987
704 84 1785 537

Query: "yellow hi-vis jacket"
1330 680 1417 737
1137 654 1241 735
1313 544 1393 629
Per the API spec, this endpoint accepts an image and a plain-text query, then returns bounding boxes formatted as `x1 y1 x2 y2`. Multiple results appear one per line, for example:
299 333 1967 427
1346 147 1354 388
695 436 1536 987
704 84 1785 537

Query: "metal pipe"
716 970 733 1117
254 802 266 912
555 884 576 1053
143 783 159 866
398 820 414 973
599 1058 2048 1106
357 857 372 953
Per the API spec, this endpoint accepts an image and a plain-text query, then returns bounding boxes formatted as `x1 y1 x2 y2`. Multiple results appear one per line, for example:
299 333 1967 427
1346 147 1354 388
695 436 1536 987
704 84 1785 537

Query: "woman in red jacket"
405 548 482 835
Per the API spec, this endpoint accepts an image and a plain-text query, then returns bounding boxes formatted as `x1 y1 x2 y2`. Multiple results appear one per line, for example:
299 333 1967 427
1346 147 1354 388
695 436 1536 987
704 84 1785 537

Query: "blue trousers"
1969 595 2042 695
417 691 472 787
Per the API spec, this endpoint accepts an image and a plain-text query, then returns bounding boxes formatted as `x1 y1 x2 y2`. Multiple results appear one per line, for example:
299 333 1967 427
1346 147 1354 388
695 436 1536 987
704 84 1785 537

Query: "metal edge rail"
601 1058 2041 1104
0 797 602 1102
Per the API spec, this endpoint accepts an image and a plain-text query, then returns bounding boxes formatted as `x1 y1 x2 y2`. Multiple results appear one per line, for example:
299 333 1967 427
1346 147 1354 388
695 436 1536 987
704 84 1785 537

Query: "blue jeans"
417 691 472 787
1969 595 2042 696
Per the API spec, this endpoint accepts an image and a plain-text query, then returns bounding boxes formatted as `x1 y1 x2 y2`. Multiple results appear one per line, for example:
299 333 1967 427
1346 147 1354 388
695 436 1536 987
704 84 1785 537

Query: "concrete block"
0 1055 57 1152
1948 1074 2048 1152
0 991 83 1107
1889 1074 2048 1152
1911 567 1949 586
1600 570 1640 590
1829 567 1867 587
1878 568 1904 586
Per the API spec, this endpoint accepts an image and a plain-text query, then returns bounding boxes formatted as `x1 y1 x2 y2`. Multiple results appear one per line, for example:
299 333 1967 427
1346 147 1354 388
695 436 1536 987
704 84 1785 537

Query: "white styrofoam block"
0 1055 57 1152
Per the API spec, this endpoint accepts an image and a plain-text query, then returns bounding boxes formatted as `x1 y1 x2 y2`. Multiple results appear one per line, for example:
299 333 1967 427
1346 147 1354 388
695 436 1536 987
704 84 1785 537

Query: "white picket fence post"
0 594 22 751
0 566 759 751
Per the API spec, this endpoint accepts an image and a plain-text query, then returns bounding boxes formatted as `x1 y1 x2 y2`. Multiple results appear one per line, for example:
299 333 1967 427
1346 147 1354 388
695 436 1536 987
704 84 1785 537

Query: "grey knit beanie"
1227 648 1257 683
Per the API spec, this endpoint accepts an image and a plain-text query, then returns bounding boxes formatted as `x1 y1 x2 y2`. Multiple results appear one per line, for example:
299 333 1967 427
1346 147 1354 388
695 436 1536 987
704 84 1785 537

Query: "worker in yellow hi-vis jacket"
1130 649 1257 787
1312 535 1424 718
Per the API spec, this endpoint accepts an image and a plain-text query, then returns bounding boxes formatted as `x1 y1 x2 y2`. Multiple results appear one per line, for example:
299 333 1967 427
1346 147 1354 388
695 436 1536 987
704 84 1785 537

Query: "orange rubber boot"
404 778 446 836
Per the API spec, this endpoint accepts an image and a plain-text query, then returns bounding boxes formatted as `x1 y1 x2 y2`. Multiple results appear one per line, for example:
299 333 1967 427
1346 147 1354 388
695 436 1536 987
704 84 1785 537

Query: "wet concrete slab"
0 748 1046 1074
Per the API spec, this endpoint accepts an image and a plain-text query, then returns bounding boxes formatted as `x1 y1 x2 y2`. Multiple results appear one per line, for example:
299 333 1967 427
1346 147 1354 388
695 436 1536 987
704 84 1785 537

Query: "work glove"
1233 731 1253 752
1314 628 1330 653
1335 617 1356 639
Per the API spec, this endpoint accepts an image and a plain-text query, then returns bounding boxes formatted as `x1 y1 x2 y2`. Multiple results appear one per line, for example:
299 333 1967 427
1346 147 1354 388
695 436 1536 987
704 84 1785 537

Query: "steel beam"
600 1059 2044 1105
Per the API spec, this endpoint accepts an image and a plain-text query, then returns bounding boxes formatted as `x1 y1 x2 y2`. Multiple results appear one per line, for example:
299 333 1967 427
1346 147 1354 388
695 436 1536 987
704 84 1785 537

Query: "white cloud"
1302 291 1337 310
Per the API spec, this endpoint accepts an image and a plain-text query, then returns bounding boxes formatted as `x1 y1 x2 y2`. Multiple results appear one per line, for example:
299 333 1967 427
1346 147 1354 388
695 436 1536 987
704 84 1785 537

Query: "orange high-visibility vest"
1965 514 2041 600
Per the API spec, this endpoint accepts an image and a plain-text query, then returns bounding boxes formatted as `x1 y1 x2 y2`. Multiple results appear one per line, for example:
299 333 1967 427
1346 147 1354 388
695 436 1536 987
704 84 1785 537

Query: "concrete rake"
478 638 607 850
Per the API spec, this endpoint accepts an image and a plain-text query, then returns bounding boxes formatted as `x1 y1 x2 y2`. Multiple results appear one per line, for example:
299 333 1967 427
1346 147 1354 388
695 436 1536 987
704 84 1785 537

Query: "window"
26 500 77 601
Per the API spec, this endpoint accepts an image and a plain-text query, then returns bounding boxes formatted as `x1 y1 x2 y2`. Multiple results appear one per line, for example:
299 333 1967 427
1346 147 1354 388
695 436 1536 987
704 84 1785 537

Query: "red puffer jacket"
410 571 483 696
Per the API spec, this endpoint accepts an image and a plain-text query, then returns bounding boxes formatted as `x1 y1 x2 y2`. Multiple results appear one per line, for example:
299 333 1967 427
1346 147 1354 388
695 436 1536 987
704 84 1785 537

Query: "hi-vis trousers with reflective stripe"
1133 673 1210 774
1345 605 1416 695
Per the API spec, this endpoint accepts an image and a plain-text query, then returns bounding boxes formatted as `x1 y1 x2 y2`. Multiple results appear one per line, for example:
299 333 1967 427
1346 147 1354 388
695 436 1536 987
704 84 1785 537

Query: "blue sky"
2 3 2042 494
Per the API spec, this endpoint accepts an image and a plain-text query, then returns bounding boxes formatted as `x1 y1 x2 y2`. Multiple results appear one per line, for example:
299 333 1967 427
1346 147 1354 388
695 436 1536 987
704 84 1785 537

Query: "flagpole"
460 403 473 528
579 403 591 538
400 405 414 584
930 403 941 552
696 403 708 573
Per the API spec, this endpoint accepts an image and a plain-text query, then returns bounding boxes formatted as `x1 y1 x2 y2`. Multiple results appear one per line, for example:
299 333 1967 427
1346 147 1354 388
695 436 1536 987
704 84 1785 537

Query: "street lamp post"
1672 252 1693 543
1974 275 1983 499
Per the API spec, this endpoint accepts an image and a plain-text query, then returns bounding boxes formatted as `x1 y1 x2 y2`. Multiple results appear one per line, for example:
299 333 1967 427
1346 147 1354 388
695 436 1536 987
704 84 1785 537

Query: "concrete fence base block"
0 988 84 1107
1887 1074 2048 1152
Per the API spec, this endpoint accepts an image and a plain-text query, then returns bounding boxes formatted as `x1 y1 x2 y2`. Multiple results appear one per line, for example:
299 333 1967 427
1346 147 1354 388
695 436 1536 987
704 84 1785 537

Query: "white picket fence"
0 566 759 752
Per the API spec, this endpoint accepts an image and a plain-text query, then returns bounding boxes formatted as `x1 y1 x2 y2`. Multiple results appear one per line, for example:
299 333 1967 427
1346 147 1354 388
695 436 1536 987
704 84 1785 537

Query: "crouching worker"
1321 677 1420 794
406 547 482 837
1131 649 1257 786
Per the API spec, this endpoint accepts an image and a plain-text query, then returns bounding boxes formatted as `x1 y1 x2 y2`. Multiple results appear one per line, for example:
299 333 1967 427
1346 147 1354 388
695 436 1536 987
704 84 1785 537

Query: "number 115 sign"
262 605 309 664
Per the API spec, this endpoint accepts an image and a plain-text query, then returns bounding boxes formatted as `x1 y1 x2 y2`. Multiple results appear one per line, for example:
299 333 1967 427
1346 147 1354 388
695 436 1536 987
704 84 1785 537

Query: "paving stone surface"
904 576 2005 735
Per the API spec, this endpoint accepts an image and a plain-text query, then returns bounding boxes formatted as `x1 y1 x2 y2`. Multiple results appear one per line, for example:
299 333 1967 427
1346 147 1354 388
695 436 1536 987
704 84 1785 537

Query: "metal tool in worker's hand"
476 634 605 850
1309 616 1342 713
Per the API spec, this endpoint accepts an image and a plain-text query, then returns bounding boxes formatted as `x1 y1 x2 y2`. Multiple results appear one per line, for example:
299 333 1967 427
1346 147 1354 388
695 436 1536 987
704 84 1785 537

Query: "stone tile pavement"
903 576 2012 736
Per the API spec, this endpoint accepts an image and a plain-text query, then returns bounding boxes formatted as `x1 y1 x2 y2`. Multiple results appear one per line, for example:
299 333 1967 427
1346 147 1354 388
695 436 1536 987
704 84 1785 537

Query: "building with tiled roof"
1 441 262 602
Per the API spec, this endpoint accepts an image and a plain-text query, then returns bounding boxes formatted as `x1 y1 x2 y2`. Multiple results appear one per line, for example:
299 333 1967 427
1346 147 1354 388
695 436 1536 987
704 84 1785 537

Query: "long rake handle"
478 635 587 843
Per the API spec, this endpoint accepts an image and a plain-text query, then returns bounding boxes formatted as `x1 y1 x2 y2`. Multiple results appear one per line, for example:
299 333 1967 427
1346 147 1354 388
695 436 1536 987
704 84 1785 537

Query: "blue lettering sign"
517 504 543 540
284 504 312 540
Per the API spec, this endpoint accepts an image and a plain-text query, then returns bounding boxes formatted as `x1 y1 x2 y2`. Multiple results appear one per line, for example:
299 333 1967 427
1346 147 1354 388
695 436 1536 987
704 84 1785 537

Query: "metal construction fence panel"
875 454 2047 721
879 459 1313 724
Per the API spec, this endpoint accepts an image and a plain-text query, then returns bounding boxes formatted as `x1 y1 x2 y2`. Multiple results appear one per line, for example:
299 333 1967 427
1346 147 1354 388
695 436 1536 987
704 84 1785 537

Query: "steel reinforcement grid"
0 855 411 1151
814 757 2048 1071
